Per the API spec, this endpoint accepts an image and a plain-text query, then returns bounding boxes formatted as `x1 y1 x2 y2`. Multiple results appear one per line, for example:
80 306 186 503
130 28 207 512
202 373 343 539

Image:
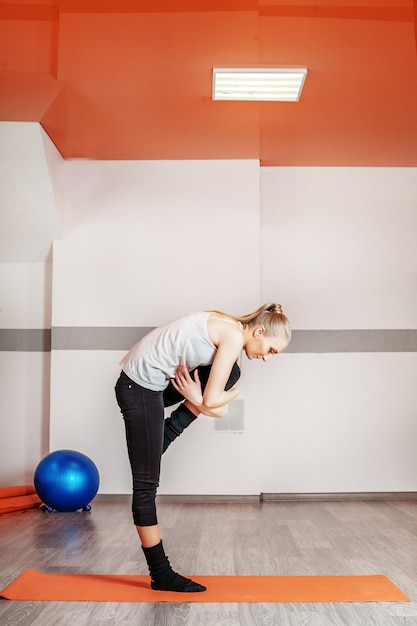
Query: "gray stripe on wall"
0 329 51 352
51 327 154 350
1 328 417 352
285 329 417 353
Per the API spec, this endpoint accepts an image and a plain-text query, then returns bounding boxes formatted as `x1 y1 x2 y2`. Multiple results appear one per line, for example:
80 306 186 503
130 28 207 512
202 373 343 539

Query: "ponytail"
208 302 291 342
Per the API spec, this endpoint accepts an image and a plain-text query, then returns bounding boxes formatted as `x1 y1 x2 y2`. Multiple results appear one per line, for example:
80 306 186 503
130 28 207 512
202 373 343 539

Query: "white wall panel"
261 167 417 330
50 160 262 495
0 261 52 487
0 262 52 328
260 167 417 494
261 353 417 492
49 351 261 496
52 160 260 327
0 122 61 262
49 351 131 494
0 352 50 486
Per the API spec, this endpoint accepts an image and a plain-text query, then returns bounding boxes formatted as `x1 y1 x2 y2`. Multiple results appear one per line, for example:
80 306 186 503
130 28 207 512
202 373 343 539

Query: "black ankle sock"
142 541 206 592
162 404 197 453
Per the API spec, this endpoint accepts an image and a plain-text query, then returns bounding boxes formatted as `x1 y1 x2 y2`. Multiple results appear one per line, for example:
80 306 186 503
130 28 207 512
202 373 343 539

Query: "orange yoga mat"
0 570 409 603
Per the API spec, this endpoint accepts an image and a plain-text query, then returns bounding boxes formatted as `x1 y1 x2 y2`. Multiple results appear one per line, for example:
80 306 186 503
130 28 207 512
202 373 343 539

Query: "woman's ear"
254 326 265 337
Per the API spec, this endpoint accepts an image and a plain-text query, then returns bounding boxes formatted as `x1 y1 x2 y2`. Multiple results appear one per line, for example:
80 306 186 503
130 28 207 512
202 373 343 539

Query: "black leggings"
115 364 240 526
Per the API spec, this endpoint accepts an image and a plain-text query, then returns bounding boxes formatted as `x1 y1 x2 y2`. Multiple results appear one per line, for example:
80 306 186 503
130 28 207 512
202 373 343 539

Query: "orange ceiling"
1 0 417 165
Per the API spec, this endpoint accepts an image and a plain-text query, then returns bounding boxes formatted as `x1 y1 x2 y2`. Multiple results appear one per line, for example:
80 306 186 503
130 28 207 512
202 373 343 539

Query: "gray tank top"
119 311 216 391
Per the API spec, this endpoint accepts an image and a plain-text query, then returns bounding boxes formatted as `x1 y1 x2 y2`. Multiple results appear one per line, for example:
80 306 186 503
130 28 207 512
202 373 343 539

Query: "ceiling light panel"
212 68 307 102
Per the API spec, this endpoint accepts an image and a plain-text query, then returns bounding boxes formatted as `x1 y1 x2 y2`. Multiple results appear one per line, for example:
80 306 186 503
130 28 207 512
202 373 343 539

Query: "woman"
115 302 291 593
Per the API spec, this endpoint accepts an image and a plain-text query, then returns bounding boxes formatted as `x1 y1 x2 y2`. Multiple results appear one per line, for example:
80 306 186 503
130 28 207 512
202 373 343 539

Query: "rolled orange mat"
0 485 36 499
0 493 42 515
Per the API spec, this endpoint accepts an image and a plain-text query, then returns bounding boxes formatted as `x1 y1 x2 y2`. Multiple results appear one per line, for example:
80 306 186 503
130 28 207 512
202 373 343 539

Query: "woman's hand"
171 364 203 408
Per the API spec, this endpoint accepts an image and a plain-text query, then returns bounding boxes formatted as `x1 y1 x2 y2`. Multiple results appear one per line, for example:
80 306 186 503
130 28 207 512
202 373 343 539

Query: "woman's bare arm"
172 367 237 418
171 318 243 415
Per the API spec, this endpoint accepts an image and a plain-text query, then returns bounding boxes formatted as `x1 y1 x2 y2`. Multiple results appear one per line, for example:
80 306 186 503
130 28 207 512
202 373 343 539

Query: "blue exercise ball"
34 450 100 512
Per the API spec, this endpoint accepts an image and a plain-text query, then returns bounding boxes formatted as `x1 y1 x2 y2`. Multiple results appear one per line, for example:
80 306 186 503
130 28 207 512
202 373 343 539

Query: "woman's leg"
115 372 205 592
136 525 161 548
162 363 241 453
116 376 163 527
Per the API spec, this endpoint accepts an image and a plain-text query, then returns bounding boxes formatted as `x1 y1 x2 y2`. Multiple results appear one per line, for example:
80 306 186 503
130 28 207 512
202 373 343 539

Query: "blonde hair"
209 302 291 343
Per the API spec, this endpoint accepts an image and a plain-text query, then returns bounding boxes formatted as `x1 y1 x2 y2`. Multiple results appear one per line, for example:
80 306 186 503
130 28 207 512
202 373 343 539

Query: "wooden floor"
1 498 417 625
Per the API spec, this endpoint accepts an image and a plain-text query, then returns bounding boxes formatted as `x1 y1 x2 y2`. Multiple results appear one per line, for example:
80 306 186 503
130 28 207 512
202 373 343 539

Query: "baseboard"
94 494 131 503
261 492 417 502
156 494 261 504
94 494 260 504
94 492 417 504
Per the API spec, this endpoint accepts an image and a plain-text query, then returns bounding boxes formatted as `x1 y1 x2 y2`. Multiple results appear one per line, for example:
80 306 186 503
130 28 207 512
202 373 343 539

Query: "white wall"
0 123 58 487
50 160 260 327
1 124 416 495
260 167 417 492
0 122 61 263
260 167 417 330
49 159 262 495
0 262 52 485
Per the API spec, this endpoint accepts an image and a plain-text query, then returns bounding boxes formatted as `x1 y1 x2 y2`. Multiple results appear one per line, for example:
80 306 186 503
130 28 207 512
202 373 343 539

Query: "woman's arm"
171 320 243 415
202 320 243 409
172 366 236 418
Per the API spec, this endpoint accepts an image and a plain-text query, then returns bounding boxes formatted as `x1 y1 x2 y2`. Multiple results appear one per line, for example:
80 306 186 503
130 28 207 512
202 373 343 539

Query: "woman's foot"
142 540 206 593
151 572 206 592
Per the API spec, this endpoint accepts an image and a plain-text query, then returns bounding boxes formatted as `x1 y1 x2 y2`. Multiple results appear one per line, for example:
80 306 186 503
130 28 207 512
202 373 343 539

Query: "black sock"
162 404 197 453
142 541 206 592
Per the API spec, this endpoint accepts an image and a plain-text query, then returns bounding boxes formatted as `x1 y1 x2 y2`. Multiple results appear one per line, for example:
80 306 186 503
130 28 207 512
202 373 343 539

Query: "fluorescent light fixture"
212 67 307 102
